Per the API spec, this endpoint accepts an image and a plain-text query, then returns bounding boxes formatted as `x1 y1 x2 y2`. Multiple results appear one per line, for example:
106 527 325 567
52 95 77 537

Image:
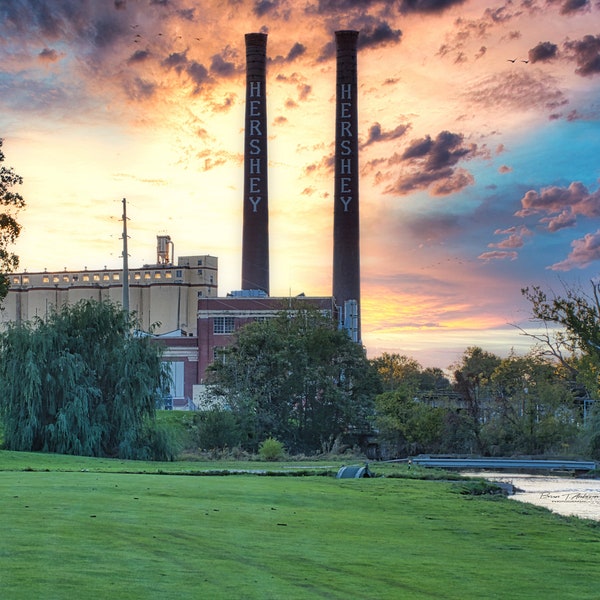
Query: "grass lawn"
1 450 599 599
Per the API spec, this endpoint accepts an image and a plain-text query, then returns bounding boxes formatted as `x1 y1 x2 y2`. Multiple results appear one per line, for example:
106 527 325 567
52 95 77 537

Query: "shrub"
258 437 285 461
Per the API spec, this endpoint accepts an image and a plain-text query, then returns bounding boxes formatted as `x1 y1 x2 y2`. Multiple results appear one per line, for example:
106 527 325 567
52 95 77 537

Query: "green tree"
485 351 579 455
375 386 445 456
522 282 600 457
207 305 380 454
0 299 170 458
0 138 25 301
451 346 502 453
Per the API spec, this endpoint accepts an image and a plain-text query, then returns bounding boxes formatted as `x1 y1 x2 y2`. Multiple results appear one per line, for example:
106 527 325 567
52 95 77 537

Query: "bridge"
407 456 597 473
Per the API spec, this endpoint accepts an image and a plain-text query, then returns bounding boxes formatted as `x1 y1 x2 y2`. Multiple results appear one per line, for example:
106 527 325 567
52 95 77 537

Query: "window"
213 347 228 364
197 259 203 266
63 275 69 282
165 271 172 279
154 272 161 279
12 276 20 284
112 273 119 281
134 272 141 280
144 272 151 280
93 274 100 282
197 269 203 276
42 276 49 283
82 274 90 282
213 316 235 334
176 270 183 278
166 361 185 399
53 275 60 283
22 276 29 284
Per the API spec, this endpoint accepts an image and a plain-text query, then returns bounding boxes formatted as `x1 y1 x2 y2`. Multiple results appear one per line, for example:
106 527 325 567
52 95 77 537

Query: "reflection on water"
463 471 600 521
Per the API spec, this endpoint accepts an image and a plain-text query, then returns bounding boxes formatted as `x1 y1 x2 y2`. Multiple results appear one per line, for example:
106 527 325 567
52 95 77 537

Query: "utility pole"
121 198 130 314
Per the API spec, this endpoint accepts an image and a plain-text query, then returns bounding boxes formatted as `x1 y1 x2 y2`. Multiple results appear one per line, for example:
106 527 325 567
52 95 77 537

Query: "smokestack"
241 32 269 295
333 30 360 341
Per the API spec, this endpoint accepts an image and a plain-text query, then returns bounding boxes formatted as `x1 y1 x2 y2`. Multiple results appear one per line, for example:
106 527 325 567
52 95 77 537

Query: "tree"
206 306 380 454
0 299 170 458
451 346 502 453
484 351 579 455
0 138 25 301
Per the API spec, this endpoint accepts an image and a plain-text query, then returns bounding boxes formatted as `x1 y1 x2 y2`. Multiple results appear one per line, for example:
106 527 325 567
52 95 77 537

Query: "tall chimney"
333 30 360 341
241 32 269 295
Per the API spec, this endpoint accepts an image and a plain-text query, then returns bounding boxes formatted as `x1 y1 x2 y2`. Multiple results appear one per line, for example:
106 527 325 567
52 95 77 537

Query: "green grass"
1 451 599 599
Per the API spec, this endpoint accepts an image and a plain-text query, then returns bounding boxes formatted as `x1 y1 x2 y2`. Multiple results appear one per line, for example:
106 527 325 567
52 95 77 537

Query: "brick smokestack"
241 32 269 295
333 30 360 341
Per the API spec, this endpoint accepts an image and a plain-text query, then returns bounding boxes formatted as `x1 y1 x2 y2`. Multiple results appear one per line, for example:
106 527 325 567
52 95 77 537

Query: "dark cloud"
317 19 401 61
210 53 237 77
271 43 307 64
385 130 478 196
286 42 306 62
564 34 600 77
114 0 126 9
162 50 189 73
178 8 196 21
187 61 211 92
528 41 558 63
362 122 410 148
254 0 278 17
357 22 402 49
127 49 151 64
559 0 589 14
549 230 600 271
38 48 60 63
403 131 472 171
400 0 468 14
123 77 156 101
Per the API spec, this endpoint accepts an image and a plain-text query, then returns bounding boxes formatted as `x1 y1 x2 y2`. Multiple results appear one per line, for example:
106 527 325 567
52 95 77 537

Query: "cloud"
38 48 61 63
564 34 600 77
399 0 468 14
123 77 156 100
127 49 151 64
384 130 478 196
515 182 600 228
466 71 567 114
162 50 189 73
210 52 237 77
361 122 410 148
478 250 518 262
559 0 589 14
528 41 558 63
549 230 600 271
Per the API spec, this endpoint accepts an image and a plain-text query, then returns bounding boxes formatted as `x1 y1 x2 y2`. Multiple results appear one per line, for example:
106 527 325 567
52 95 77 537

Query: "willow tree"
0 138 25 300
0 299 170 458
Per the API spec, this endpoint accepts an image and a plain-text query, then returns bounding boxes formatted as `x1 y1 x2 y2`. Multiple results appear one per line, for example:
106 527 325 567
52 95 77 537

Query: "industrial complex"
2 31 362 409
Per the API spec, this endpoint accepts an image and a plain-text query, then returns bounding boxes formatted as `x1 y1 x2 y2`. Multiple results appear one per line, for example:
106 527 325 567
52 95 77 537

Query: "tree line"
0 138 598 460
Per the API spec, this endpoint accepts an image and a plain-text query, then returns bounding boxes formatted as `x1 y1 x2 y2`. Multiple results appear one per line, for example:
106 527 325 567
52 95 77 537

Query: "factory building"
2 31 362 410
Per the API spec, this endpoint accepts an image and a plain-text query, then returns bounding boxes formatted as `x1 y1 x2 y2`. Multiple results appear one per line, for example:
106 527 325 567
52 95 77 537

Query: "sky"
1 0 600 369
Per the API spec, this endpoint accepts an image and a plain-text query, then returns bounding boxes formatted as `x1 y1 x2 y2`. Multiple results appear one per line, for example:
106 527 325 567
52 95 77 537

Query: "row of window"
13 269 215 286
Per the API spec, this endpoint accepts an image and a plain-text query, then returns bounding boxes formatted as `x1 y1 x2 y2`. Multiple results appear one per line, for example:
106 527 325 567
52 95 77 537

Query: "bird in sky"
507 58 517 62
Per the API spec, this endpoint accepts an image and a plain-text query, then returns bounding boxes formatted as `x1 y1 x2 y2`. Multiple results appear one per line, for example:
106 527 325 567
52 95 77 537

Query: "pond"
463 471 600 521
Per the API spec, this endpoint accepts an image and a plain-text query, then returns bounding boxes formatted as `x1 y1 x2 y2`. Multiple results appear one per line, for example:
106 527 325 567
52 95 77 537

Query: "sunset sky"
1 0 600 369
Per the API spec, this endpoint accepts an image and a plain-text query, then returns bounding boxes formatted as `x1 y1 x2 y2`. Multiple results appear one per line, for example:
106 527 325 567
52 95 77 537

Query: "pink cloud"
478 250 518 262
515 181 600 228
549 230 600 271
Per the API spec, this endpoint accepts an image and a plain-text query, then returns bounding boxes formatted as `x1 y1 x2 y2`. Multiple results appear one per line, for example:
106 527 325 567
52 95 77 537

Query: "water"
464 472 600 521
